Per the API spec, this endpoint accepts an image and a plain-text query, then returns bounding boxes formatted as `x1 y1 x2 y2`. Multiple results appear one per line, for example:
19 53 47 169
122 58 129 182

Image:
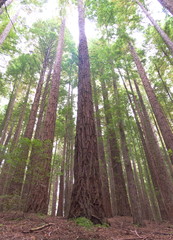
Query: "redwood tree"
129 42 173 164
25 18 66 214
68 0 105 224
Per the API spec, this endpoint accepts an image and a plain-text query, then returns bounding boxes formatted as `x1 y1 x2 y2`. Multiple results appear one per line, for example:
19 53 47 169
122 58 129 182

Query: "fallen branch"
22 223 55 233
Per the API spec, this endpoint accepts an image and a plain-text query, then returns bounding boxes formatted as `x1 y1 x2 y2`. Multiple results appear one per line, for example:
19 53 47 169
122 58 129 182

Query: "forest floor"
0 211 173 240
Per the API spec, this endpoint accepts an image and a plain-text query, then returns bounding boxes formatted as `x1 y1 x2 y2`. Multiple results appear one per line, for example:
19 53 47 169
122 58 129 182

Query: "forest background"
0 0 173 229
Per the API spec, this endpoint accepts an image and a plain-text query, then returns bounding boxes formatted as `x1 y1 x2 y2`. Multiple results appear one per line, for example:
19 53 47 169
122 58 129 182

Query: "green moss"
73 217 109 229
74 217 94 229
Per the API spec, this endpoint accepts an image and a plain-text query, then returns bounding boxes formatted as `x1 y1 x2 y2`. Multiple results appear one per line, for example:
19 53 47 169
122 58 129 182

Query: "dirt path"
0 212 173 239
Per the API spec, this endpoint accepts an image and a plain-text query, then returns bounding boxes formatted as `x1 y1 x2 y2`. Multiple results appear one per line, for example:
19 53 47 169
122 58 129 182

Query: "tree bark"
34 64 52 139
131 78 173 220
119 121 144 225
57 136 66 216
92 79 112 218
157 0 173 15
100 78 131 216
0 80 19 145
129 42 173 164
24 19 65 214
68 0 105 224
123 80 162 221
135 0 173 56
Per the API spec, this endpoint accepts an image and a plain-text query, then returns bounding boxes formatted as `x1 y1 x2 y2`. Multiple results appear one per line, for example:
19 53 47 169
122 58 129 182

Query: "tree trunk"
34 64 52 139
135 0 173 56
24 19 65 214
51 174 59 216
64 87 74 217
57 137 66 216
111 72 144 225
0 80 19 145
0 9 19 45
100 78 131 216
10 49 52 200
131 78 173 220
11 81 31 150
129 42 173 164
157 0 173 15
123 80 162 221
92 79 112 218
119 121 144 225
68 0 105 224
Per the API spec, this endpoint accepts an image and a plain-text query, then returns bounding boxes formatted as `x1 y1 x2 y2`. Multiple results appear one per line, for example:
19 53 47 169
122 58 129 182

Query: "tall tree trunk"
134 0 173 55
64 88 74 217
129 42 173 164
119 121 144 225
100 78 131 216
111 72 144 225
51 174 59 216
68 0 105 224
157 0 173 15
3 83 31 197
123 79 162 221
92 79 112 218
131 78 173 220
34 65 52 139
22 66 52 199
0 9 19 45
57 137 66 216
9 49 51 199
24 19 65 214
0 80 19 145
10 81 31 150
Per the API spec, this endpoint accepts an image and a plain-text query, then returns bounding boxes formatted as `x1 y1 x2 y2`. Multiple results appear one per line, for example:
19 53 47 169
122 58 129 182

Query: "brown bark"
68 0 105 224
9 48 52 200
57 137 66 216
0 9 19 45
25 19 65 214
0 81 19 145
11 82 31 150
111 71 143 224
64 88 74 217
157 0 173 15
93 80 112 218
34 65 52 139
51 174 59 216
100 78 131 216
119 122 144 225
132 79 173 220
129 43 173 164
24 48 51 140
123 80 162 221
135 0 173 56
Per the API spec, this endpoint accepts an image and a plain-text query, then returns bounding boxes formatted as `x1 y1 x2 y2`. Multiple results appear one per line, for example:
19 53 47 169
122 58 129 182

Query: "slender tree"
134 0 173 55
25 18 66 214
129 42 173 164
